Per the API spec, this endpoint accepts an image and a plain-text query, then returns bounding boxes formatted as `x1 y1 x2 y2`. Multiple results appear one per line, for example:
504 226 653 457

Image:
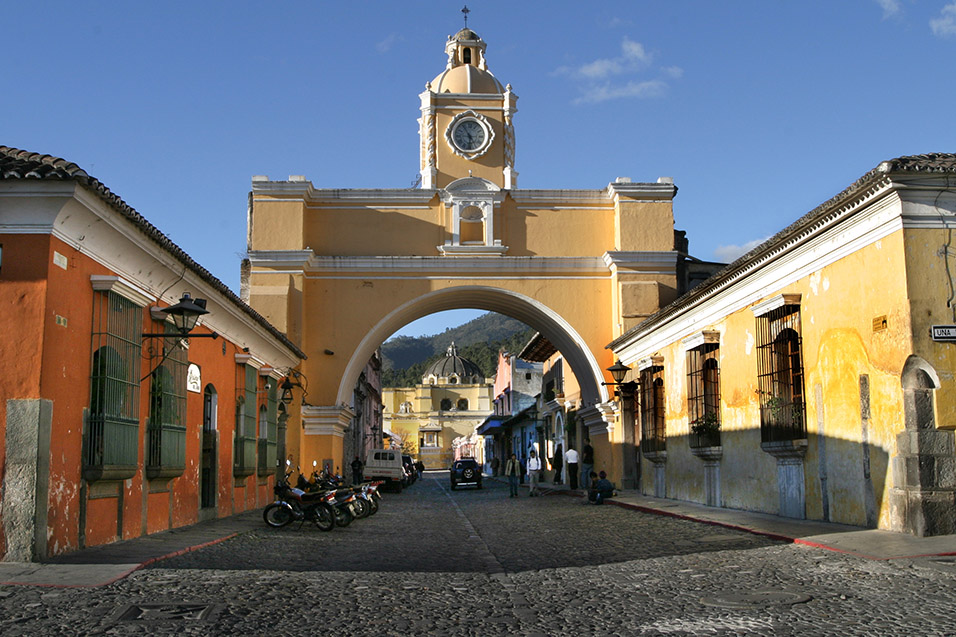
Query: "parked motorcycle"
263 465 335 531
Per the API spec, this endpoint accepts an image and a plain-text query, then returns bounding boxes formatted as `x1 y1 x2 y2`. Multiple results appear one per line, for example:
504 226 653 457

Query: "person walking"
580 439 594 492
565 446 579 490
504 453 521 497
552 443 563 484
527 449 542 496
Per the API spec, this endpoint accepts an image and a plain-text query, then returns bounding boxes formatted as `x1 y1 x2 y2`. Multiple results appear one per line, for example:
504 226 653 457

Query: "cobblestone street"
4 474 956 635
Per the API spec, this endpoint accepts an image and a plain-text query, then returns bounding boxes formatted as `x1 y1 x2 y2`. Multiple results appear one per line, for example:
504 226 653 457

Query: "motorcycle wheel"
334 506 353 528
263 503 294 528
311 504 335 532
352 498 370 519
368 497 379 516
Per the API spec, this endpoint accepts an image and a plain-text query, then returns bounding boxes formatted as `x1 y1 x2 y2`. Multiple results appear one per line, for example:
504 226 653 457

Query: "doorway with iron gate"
200 384 218 519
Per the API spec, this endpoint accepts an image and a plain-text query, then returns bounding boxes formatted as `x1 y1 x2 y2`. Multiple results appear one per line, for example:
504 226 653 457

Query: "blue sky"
5 1 956 338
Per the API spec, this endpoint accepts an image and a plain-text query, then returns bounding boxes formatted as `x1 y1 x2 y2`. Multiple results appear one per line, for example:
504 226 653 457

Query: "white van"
364 449 406 491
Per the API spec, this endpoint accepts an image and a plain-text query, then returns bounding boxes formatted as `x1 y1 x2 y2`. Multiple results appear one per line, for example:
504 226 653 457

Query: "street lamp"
602 360 636 397
142 293 219 339
279 370 308 406
606 360 631 385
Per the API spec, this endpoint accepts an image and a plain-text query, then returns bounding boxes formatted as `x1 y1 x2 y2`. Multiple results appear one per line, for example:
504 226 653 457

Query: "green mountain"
381 313 534 387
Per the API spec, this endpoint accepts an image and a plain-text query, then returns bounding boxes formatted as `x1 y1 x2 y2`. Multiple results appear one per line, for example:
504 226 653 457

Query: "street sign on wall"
931 325 956 342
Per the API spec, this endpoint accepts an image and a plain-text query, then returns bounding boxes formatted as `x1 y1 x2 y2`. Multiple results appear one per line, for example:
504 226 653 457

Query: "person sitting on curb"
587 471 615 505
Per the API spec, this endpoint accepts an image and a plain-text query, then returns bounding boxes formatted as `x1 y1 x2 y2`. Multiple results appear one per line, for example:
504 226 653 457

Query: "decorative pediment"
439 177 507 255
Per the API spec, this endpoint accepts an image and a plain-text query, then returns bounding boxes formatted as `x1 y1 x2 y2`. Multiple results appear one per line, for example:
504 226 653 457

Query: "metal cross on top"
462 5 470 28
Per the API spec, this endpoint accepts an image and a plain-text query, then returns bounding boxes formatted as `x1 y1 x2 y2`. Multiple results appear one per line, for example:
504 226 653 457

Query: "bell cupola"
418 22 517 190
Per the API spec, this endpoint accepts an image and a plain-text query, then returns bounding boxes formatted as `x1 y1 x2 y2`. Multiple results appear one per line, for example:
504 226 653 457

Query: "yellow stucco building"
383 344 493 469
609 154 956 536
244 28 705 479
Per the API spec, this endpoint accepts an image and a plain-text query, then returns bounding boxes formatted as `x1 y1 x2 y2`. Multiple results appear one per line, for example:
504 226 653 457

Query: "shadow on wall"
603 429 890 530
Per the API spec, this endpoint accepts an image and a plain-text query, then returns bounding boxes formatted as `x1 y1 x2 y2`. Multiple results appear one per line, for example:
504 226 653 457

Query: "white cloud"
662 66 684 79
874 0 901 19
376 34 402 53
554 37 653 80
573 80 668 105
555 37 676 105
931 2 956 36
713 237 771 263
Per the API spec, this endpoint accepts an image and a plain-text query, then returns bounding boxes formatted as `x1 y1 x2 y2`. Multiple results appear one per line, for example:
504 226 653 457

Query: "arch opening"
337 286 609 407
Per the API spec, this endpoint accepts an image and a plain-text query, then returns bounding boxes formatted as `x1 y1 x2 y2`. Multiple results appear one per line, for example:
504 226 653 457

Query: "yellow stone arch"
244 27 689 474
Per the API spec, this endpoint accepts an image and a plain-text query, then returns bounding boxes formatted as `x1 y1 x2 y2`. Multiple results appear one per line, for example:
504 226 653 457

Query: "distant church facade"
383 344 493 469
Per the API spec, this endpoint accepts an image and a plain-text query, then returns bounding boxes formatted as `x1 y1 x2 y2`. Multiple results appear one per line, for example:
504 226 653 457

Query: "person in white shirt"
527 449 542 496
565 446 579 490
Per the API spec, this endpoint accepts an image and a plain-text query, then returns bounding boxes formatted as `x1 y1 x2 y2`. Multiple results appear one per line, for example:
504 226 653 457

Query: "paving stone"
1 475 956 635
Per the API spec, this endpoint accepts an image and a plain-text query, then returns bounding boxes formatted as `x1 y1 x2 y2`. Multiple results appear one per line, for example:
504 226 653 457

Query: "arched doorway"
200 384 217 511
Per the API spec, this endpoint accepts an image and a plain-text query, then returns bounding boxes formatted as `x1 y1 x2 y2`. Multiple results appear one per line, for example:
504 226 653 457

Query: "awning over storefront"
476 417 506 435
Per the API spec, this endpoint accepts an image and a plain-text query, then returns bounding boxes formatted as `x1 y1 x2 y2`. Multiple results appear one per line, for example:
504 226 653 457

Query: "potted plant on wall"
690 411 721 448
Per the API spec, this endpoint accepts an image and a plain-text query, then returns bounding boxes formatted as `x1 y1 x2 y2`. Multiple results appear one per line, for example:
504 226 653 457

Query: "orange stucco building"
0 147 303 560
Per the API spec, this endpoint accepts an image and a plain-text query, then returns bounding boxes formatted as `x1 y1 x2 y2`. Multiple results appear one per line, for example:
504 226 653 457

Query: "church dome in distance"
423 342 485 384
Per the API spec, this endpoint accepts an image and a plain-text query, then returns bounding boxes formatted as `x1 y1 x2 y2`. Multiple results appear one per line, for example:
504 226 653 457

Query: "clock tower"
419 28 517 190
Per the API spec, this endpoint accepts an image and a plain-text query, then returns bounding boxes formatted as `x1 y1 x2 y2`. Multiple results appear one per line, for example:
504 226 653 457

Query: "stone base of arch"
297 405 355 474
301 405 354 438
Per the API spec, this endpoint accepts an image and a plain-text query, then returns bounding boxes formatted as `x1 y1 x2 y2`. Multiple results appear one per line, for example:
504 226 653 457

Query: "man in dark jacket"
351 456 364 485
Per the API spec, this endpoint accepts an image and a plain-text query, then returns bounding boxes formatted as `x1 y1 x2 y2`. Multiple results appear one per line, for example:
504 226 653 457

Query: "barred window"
687 343 720 447
755 303 806 442
146 324 187 479
640 365 666 453
234 364 258 477
457 398 469 410
257 379 278 476
85 291 142 479
258 405 268 440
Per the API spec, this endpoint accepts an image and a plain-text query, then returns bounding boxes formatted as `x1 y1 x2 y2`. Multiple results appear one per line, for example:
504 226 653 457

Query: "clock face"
452 119 486 152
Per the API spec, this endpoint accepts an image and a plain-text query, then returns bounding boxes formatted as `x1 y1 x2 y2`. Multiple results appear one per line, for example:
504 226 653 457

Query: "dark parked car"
450 458 482 490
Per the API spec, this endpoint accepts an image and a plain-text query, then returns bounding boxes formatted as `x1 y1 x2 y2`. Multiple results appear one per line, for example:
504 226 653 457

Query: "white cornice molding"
637 355 664 371
90 275 154 307
751 293 802 317
301 405 356 438
252 184 438 204
604 251 678 274
246 250 315 268
588 402 617 436
248 252 610 276
607 181 677 201
430 93 503 101
681 330 720 351
437 244 509 256
512 190 608 204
